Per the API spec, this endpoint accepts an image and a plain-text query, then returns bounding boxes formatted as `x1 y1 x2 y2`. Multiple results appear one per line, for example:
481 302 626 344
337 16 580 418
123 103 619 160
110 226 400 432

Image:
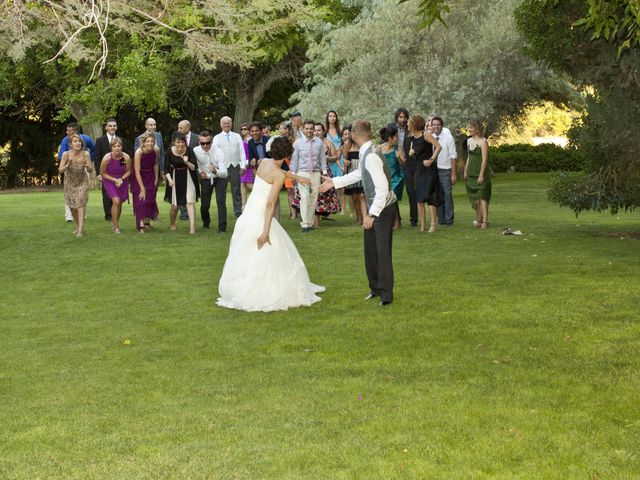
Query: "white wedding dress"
217 175 324 312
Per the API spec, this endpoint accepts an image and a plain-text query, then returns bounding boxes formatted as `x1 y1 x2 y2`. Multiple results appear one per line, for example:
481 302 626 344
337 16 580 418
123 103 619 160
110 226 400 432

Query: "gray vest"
361 144 397 209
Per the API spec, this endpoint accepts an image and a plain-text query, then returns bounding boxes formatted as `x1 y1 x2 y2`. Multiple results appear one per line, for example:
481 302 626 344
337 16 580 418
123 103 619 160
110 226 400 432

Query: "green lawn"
0 173 639 479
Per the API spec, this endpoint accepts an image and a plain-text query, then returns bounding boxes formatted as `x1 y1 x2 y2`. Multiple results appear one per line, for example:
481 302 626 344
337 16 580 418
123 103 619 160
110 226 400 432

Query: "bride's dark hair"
270 136 293 160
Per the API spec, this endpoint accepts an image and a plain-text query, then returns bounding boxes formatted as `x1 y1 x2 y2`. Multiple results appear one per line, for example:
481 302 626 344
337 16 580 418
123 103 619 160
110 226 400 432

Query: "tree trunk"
232 53 304 129
233 88 261 129
233 71 267 130
6 139 21 188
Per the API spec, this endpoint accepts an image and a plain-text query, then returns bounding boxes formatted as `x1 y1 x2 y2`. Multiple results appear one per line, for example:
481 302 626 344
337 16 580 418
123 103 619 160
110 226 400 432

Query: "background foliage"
293 0 573 133
490 144 584 173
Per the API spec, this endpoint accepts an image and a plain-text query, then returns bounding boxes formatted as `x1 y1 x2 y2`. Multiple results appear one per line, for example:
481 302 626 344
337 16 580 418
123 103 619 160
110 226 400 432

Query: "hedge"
486 143 585 173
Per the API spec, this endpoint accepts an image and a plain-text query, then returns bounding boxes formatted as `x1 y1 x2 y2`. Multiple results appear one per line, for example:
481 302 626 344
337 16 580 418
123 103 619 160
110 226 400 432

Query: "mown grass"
0 173 639 479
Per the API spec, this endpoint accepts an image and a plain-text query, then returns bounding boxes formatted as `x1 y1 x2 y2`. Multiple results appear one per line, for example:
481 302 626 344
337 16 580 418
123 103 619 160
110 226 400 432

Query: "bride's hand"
257 234 270 249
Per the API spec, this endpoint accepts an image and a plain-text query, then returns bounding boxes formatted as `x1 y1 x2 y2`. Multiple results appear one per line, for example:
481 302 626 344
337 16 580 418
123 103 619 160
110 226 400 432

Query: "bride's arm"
257 172 286 249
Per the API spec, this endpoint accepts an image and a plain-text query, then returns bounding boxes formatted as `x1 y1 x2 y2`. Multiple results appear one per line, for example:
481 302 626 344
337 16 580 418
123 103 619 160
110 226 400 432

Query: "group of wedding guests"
58 109 492 238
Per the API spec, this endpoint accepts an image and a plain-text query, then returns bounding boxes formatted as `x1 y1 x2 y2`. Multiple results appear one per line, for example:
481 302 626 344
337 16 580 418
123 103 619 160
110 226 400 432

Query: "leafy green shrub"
489 143 584 172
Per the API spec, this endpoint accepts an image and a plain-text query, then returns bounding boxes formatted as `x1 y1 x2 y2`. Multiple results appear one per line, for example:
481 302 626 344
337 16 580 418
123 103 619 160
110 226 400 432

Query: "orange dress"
284 158 293 189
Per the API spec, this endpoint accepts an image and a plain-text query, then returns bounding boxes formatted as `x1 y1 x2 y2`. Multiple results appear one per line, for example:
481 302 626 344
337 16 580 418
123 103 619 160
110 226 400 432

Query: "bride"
217 136 325 312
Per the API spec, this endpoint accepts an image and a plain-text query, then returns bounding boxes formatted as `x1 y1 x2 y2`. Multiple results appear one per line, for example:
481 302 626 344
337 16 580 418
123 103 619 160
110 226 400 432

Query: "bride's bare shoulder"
257 162 284 185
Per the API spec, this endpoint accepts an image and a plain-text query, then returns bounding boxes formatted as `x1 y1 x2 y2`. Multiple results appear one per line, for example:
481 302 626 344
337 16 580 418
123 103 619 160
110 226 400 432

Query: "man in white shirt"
290 119 327 232
194 130 228 232
431 116 458 225
213 116 246 217
319 120 397 306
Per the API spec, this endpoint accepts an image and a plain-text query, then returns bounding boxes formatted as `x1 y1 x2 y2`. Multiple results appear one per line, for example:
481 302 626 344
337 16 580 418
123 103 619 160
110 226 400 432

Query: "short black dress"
410 134 442 206
164 148 200 205
344 150 363 195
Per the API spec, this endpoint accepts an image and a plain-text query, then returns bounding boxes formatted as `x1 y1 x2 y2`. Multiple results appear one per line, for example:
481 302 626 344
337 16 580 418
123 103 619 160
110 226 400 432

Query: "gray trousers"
227 164 242 217
364 203 395 303
437 168 454 225
200 177 228 231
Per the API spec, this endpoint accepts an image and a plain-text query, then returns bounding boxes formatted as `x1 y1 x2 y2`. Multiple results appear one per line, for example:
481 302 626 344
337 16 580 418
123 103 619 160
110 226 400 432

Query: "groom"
319 120 397 306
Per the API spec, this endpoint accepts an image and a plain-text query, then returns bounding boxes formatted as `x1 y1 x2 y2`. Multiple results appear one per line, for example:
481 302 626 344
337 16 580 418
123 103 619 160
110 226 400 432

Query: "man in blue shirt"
58 122 95 222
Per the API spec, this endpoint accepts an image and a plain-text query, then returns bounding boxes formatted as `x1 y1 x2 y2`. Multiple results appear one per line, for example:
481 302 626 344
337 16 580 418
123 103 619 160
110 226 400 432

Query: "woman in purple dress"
132 132 160 234
99 137 131 233
239 123 254 209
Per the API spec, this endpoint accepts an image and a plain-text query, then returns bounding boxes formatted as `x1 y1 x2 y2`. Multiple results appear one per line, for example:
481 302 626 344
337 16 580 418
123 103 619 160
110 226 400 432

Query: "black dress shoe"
364 292 377 300
379 300 392 306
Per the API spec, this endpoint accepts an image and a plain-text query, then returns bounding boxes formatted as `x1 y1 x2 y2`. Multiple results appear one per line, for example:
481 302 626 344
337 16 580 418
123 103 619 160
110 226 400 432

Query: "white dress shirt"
434 127 457 169
213 130 246 169
194 144 227 182
333 140 392 217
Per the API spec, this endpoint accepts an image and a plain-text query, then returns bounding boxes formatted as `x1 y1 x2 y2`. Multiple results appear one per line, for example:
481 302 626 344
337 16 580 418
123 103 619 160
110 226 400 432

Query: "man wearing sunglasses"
194 131 227 232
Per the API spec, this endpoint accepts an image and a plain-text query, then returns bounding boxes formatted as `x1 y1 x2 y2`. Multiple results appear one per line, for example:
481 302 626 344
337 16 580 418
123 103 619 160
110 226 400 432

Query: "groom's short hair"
352 120 371 135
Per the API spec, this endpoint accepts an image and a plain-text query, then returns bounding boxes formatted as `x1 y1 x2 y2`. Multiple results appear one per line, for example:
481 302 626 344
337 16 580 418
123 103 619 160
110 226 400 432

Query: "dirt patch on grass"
606 231 640 239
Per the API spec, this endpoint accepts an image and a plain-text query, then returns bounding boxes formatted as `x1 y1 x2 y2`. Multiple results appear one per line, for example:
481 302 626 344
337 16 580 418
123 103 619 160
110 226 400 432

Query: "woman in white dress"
217 137 325 312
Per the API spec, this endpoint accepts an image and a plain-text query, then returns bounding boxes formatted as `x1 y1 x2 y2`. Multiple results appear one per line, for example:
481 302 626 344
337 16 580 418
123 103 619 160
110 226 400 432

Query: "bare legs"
480 199 489 228
241 182 253 210
74 206 86 237
110 197 122 233
393 203 401 229
352 193 366 225
186 203 196 234
429 205 437 232
474 199 490 228
287 188 297 219
169 204 195 233
418 202 437 232
336 188 346 214
169 205 178 231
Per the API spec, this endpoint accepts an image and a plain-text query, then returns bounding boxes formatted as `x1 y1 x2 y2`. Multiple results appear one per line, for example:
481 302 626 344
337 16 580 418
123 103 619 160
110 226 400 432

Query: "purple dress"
103 154 130 202
240 140 255 184
132 150 159 228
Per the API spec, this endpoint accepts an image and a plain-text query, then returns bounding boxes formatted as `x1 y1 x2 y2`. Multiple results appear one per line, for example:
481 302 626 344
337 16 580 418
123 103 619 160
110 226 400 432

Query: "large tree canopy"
516 0 640 215
292 0 572 133
0 0 352 187
0 0 325 131
410 0 640 54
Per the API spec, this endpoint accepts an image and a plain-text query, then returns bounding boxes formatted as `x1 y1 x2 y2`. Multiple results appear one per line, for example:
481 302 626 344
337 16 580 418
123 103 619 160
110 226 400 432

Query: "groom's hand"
318 176 334 193
363 215 374 230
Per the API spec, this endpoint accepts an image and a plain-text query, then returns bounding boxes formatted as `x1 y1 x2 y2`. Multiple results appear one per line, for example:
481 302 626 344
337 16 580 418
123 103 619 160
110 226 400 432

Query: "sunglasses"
200 141 212 146
241 127 248 130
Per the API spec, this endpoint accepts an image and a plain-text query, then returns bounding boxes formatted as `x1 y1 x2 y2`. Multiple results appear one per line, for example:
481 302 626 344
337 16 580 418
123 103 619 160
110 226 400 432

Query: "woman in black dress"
407 114 442 232
164 131 200 234
342 125 367 225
